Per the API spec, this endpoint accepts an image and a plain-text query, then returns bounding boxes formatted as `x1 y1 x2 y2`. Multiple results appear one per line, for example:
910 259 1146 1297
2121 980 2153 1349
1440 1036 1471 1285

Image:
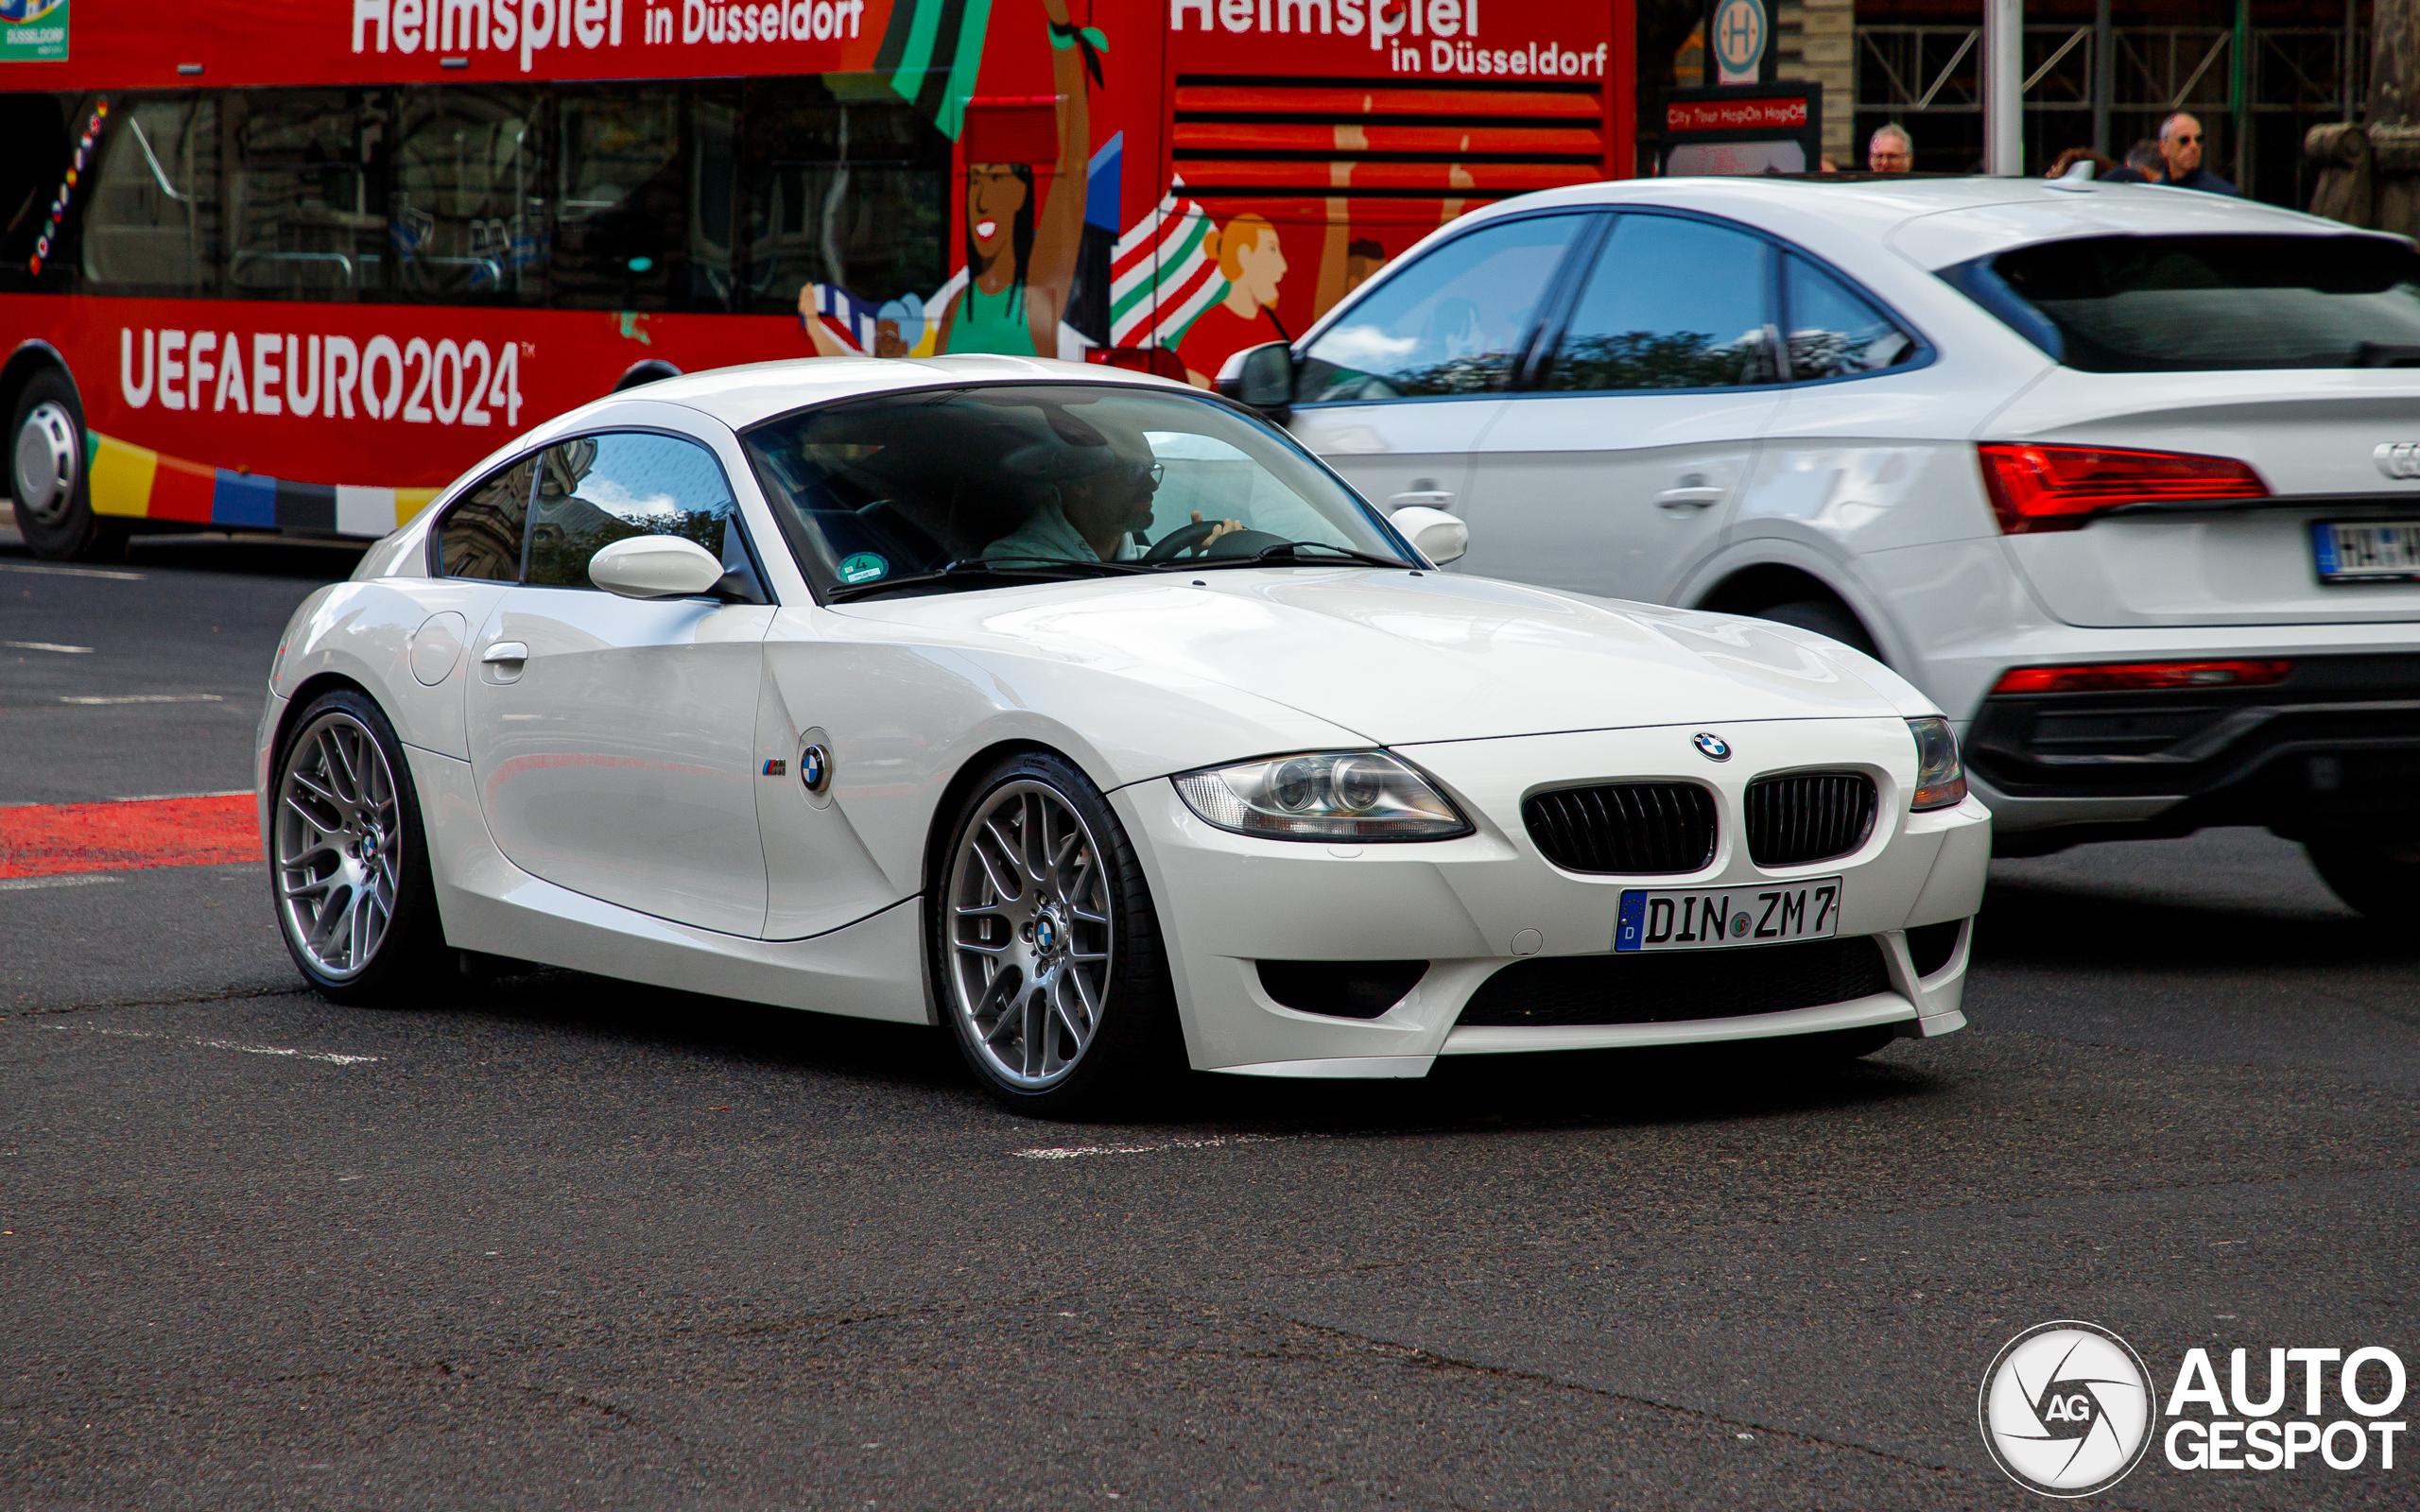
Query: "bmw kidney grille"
1523 782 1719 874
1743 770 1878 868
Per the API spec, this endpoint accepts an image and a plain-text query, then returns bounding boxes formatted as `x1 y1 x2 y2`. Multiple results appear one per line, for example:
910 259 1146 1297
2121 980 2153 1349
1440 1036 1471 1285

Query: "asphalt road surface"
5 524 2415 1510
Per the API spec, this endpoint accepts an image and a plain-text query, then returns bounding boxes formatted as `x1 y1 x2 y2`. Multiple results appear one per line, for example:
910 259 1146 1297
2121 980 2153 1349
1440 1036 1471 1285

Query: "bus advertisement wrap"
0 0 1631 555
1 0 68 62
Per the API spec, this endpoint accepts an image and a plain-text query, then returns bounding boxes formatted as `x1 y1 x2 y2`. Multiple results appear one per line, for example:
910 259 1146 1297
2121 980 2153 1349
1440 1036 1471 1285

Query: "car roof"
1451 174 2403 271
567 353 1201 436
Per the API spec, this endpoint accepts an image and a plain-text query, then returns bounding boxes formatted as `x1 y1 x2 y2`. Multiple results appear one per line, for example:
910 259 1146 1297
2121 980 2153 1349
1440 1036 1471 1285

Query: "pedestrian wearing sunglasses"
2155 112 2238 196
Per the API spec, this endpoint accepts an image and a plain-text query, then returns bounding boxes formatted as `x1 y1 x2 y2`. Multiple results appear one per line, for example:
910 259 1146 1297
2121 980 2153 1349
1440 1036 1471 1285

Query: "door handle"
1655 487 1724 510
481 641 529 664
1388 490 1457 510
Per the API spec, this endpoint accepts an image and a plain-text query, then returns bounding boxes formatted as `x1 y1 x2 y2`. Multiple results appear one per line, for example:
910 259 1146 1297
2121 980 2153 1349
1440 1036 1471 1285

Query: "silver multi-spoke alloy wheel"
13 400 78 527
946 780 1116 1090
274 712 405 981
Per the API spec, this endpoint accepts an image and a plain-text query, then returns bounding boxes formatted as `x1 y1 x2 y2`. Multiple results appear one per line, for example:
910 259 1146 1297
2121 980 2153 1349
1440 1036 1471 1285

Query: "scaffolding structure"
1856 20 2365 198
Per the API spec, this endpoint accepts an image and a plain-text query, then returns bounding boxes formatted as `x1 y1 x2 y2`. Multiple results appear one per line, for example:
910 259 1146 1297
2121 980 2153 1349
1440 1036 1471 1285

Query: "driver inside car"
983 415 1242 565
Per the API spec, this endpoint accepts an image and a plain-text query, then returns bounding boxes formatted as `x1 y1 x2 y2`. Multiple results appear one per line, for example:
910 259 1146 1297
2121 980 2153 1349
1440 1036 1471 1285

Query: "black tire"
613 359 681 392
268 688 454 1005
1755 598 1880 661
9 369 126 562
927 749 1182 1118
2305 835 2420 920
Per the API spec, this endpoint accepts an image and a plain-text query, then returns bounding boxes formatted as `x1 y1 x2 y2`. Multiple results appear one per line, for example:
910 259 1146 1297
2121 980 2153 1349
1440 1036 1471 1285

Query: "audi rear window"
1942 233 2420 371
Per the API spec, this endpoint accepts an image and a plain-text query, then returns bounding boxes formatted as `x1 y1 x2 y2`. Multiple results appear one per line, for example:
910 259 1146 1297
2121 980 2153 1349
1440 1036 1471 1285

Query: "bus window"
740 87 949 322
555 84 692 312
391 87 545 305
81 94 219 297
0 94 71 291
692 96 737 307
229 90 383 301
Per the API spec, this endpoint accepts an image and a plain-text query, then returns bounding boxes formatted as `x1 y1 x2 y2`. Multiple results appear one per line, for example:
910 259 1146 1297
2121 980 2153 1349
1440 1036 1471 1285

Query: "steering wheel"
1142 520 1222 562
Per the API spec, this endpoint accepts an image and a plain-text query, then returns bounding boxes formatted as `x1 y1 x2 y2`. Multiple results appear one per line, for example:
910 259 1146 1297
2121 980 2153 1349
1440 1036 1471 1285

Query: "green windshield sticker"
2 0 69 60
838 552 888 584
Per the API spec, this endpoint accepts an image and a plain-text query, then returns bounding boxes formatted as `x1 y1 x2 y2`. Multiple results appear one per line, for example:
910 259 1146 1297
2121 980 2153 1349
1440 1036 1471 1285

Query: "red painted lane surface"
0 796 261 880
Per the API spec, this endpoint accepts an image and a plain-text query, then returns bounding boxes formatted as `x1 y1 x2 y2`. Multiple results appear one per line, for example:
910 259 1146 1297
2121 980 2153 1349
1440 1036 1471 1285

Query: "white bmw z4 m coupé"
258 357 1989 1114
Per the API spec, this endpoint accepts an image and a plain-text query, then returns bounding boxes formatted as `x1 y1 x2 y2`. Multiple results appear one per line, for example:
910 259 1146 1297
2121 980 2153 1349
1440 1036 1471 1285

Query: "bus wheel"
10 370 125 562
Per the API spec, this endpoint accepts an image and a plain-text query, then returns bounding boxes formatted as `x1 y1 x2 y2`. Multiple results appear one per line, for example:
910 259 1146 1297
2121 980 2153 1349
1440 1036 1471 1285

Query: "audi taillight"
1990 661 2292 696
1976 443 2269 534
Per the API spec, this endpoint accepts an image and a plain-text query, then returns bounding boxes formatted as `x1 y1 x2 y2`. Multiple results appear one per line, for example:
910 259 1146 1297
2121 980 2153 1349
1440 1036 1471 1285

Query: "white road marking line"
0 561 146 580
2 640 93 653
55 694 225 705
0 866 124 890
56 1024 381 1066
107 789 253 802
1012 1133 1309 1160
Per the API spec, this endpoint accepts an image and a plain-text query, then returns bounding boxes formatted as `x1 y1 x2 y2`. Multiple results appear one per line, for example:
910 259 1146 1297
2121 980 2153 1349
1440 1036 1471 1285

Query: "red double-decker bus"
1 0 1630 559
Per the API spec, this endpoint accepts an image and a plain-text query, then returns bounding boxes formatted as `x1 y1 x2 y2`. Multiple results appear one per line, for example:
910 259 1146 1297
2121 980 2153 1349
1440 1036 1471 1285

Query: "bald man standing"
2155 112 2238 196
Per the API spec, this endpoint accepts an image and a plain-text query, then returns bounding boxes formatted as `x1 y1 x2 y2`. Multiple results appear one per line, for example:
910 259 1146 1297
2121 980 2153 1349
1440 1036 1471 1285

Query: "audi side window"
1538 214 1779 391
1784 254 1915 380
435 455 538 581
524 431 749 592
1298 215 1587 402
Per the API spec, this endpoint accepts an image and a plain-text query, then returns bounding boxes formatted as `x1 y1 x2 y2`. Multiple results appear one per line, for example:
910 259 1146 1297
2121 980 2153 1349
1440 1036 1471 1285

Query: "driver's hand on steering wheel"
1191 510 1245 544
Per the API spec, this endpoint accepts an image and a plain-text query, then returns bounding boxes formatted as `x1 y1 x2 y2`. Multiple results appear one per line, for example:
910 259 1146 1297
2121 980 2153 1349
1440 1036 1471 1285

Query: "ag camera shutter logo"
1979 1321 2156 1498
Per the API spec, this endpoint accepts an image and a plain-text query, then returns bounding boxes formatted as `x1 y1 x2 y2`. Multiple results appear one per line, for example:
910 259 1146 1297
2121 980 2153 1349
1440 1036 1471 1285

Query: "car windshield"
740 383 1409 597
1947 233 2420 371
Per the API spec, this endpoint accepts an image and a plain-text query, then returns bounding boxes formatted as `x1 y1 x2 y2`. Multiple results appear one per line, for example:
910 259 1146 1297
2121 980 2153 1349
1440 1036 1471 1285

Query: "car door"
1289 212 1596 520
1455 212 1786 603
464 429 776 937
1731 250 1942 639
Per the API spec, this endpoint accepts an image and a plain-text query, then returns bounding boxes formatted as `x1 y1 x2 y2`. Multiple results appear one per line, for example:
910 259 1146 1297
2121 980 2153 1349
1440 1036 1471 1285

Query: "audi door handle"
1655 487 1724 510
1388 490 1457 509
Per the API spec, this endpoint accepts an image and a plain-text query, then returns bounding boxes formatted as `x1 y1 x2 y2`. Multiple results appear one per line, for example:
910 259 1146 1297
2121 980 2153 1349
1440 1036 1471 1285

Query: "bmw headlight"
1172 751 1471 841
1909 716 1968 811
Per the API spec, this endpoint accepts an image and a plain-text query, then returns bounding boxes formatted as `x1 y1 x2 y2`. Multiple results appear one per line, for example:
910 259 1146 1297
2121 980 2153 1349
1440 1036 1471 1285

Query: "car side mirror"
588 535 729 599
1390 506 1468 566
1218 341 1296 413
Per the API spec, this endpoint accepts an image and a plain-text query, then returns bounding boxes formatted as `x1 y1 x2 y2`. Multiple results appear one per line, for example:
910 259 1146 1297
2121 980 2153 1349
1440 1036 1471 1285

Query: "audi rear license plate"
2312 521 2420 583
1615 878 1842 954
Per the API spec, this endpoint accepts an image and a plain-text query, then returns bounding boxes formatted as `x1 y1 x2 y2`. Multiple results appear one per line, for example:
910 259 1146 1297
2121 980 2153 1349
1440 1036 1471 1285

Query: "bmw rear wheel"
271 690 449 1004
934 750 1179 1116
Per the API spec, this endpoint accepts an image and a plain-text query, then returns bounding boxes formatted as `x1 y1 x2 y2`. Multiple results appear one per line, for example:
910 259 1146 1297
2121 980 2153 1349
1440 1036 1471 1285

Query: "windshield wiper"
1185 540 1412 570
825 557 1150 602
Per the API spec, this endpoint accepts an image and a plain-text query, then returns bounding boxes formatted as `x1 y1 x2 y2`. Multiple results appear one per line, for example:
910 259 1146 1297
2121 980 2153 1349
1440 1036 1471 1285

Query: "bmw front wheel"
932 750 1179 1117
271 690 450 1004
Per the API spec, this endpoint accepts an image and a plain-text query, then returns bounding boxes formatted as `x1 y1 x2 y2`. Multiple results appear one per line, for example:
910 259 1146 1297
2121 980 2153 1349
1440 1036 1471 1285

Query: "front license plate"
1615 878 1843 953
2312 521 2420 582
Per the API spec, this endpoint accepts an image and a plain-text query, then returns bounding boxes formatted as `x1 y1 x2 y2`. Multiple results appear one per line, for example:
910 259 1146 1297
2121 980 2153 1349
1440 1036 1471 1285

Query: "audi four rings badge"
2376 441 2420 479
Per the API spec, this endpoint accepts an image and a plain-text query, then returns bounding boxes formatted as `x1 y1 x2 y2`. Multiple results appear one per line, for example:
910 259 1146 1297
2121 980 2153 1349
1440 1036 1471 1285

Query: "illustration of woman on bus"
798 0 1097 360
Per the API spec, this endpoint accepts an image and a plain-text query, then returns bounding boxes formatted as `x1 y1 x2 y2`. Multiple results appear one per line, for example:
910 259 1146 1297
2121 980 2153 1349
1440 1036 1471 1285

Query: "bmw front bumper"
1110 718 1992 1077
